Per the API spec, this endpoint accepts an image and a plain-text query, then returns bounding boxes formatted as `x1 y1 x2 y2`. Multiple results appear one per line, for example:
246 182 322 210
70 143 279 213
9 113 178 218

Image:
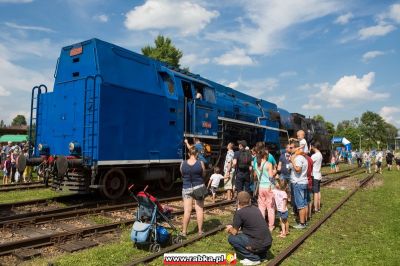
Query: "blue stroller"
129 185 183 252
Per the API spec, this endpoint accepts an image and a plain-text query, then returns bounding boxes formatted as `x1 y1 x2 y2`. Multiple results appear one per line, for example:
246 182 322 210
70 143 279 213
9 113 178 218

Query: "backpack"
203 143 212 156
238 150 252 170
303 155 313 191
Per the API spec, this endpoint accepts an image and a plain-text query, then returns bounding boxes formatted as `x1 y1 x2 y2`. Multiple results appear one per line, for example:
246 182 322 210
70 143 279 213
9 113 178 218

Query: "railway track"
321 167 364 186
0 181 47 192
125 169 370 265
267 173 376 266
0 195 182 229
0 199 235 259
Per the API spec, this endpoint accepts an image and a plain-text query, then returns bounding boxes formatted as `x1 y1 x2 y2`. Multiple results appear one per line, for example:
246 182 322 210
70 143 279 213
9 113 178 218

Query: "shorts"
312 178 321 193
387 160 393 165
293 183 308 209
377 161 382 168
278 210 288 220
395 159 400 166
365 161 370 168
182 184 206 200
210 186 218 195
224 170 235 190
330 163 336 169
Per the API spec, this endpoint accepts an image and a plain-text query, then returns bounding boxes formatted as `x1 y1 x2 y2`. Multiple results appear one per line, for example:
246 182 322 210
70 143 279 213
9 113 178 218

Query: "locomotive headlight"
69 142 74 152
38 144 50 156
68 141 81 156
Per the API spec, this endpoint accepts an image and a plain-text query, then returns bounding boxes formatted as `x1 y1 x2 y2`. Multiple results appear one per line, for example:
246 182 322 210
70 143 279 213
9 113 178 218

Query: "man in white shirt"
311 142 323 213
289 142 309 229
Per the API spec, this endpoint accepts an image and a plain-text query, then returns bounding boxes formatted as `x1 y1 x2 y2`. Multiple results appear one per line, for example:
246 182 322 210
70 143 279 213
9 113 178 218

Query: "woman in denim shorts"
180 146 206 236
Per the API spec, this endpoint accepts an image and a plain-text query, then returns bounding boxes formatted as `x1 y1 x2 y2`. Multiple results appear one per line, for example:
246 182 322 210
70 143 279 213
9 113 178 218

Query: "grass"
87 215 114 225
283 170 400 265
0 188 71 204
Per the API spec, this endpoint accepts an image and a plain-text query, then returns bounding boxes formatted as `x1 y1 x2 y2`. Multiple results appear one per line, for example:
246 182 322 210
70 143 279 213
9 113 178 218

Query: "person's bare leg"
182 198 193 235
299 208 306 224
194 199 204 234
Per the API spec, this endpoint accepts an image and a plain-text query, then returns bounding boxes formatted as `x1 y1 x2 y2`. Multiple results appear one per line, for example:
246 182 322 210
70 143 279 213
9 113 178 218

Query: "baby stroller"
129 185 183 252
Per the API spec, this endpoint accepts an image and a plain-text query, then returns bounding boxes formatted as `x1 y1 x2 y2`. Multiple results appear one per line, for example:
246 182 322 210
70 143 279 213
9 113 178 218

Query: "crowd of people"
329 148 400 174
180 130 325 265
1 141 32 184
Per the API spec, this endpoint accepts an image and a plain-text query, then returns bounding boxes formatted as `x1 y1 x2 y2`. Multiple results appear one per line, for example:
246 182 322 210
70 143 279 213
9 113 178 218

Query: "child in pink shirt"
273 179 289 237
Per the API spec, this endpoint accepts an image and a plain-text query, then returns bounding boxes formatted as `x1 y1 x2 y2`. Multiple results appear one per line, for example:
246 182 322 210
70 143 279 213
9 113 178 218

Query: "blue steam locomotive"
18 39 330 199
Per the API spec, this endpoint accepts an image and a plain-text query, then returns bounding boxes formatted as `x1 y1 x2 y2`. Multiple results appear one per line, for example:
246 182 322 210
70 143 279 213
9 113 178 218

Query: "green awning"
0 135 28 143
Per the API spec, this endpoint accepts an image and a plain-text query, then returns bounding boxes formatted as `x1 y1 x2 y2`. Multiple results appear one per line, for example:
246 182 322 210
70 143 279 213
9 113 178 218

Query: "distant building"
0 125 28 136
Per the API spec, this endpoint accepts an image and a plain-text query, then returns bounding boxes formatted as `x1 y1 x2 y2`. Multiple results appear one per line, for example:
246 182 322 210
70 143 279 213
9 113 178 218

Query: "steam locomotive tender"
19 39 290 199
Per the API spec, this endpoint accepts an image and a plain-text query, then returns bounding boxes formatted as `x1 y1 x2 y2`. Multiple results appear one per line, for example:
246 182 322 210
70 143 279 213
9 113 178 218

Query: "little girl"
273 179 289 238
330 154 336 173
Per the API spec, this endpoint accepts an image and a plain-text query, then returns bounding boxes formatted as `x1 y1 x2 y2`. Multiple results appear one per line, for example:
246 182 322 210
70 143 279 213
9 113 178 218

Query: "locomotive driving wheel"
101 168 127 199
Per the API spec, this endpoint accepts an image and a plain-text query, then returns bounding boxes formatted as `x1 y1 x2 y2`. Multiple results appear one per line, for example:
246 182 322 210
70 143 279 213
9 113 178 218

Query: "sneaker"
293 224 306 229
240 259 261 265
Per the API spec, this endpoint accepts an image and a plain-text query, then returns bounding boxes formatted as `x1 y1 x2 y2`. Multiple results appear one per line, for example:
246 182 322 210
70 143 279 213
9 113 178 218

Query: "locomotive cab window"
203 87 216 104
194 83 216 104
181 80 193 99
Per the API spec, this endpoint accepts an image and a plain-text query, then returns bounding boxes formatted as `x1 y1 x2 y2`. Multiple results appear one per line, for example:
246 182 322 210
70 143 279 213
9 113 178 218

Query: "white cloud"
124 0 219 36
379 106 400 128
4 22 54 32
213 48 255 66
0 0 32 3
207 0 343 55
0 43 53 94
303 72 389 110
358 24 396 40
334 12 353 25
225 77 279 98
93 14 109 23
388 3 400 23
0 85 11 96
362 50 385 62
181 53 210 67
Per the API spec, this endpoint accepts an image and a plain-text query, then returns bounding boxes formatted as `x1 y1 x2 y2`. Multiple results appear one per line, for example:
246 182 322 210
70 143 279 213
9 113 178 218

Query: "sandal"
278 234 286 238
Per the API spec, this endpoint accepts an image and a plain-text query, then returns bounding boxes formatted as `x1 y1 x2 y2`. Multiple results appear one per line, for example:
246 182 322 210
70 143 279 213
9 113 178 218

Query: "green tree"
359 111 388 149
142 35 183 68
11 115 27 126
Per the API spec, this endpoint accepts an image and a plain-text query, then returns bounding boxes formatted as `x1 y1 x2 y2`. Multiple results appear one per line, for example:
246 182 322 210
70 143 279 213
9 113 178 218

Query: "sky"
0 0 399 130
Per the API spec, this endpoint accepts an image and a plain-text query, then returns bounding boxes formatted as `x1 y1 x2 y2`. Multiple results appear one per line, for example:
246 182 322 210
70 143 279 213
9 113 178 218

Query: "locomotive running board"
217 116 288 133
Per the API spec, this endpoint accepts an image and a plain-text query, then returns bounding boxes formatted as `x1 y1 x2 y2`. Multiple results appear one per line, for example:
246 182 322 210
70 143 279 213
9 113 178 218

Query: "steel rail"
267 173 375 266
0 195 182 229
0 183 46 192
321 168 365 186
0 199 235 256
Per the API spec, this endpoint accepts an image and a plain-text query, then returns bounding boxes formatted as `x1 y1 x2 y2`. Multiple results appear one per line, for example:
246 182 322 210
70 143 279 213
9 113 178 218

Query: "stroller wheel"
151 243 161 253
149 243 154 252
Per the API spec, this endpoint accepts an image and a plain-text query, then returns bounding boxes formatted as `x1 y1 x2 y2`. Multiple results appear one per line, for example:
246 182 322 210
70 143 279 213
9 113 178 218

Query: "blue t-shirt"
194 143 207 164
